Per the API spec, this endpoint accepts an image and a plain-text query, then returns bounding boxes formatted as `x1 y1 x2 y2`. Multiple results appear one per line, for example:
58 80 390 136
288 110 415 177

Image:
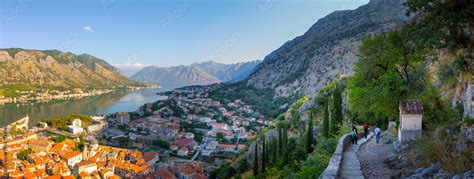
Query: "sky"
0 0 369 71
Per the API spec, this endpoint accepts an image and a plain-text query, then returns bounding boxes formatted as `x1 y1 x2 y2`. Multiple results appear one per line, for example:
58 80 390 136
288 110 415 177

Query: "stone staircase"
321 132 374 178
338 133 373 179
339 147 364 178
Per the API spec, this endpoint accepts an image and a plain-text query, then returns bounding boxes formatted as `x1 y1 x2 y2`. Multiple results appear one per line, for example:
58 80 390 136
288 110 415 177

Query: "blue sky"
1 0 368 69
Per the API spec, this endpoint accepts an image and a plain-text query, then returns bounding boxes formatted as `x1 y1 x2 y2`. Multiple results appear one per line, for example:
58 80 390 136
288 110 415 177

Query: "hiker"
375 126 381 144
363 122 369 139
351 129 358 145
351 124 358 145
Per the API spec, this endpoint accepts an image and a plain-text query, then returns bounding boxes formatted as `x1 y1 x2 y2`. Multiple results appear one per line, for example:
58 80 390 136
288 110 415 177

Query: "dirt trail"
357 134 399 178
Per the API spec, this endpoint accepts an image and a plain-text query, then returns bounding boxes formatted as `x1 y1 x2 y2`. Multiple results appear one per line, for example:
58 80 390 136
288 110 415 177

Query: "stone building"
398 100 423 144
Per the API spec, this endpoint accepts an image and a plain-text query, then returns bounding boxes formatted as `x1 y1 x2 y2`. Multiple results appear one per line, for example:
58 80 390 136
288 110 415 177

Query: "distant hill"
0 48 140 92
130 60 261 85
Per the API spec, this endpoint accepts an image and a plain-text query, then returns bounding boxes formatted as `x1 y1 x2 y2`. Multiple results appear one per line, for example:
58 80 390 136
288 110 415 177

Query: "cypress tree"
271 138 277 164
322 100 330 138
282 126 289 164
277 123 282 157
305 115 314 154
261 133 266 173
253 141 259 177
330 83 343 135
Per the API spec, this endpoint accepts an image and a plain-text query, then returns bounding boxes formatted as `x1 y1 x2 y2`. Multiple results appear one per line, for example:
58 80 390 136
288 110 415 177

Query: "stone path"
357 133 398 178
338 133 373 179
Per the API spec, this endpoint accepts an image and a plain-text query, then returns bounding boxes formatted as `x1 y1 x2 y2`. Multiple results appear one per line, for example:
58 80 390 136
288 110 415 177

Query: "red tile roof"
399 100 423 114
180 166 195 175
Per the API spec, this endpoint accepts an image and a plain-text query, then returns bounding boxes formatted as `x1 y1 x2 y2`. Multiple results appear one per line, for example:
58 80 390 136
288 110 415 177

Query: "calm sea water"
0 84 182 127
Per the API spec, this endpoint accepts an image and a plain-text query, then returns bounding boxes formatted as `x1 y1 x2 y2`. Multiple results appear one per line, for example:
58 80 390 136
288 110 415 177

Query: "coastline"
0 89 115 105
0 85 160 105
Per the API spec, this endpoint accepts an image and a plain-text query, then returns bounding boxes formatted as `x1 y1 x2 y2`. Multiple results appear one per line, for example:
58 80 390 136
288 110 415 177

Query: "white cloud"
113 62 149 77
113 62 146 68
83 26 93 32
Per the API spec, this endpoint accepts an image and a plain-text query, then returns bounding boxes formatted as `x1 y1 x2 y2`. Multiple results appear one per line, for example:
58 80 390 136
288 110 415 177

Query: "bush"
296 152 330 178
315 138 338 155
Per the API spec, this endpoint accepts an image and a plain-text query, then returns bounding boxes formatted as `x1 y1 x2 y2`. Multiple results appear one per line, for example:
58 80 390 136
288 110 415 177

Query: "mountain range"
245 0 411 96
130 60 261 86
0 48 139 91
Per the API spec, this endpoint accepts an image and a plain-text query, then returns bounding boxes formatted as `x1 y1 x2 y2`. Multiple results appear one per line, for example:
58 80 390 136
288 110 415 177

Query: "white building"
68 125 84 134
60 151 83 167
72 118 82 127
76 161 98 174
208 122 228 130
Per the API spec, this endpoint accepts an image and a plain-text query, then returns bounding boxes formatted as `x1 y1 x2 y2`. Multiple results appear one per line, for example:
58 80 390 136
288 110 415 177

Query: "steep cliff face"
0 48 138 89
130 60 261 85
246 0 411 96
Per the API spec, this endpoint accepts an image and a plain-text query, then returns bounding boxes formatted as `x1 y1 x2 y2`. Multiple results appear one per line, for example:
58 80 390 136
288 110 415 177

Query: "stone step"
337 132 374 178
342 166 361 170
341 170 363 175
340 175 364 179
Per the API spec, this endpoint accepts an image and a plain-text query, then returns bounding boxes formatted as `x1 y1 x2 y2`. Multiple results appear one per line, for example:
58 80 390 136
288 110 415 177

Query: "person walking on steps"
375 126 381 144
351 123 358 145
351 129 358 145
363 122 369 139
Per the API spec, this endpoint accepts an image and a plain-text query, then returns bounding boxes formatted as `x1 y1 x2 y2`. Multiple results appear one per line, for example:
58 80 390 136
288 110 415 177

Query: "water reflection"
0 87 171 127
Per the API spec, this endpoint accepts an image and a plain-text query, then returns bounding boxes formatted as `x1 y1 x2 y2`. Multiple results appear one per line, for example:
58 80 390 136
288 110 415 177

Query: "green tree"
330 83 343 135
347 31 427 126
405 0 473 50
52 135 66 143
194 131 204 143
305 116 314 154
153 139 170 149
261 133 266 174
282 126 289 164
237 157 248 173
277 122 283 157
321 100 330 138
17 148 32 160
271 138 277 165
216 132 225 142
253 141 259 177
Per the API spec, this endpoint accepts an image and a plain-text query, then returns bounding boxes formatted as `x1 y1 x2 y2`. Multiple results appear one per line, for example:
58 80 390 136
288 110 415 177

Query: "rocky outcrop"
131 60 261 85
246 0 411 97
463 82 473 118
404 165 474 178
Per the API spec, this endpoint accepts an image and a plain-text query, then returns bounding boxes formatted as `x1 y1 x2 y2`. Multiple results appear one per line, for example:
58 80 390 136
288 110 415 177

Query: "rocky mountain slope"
0 48 139 89
246 0 411 96
131 60 261 85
